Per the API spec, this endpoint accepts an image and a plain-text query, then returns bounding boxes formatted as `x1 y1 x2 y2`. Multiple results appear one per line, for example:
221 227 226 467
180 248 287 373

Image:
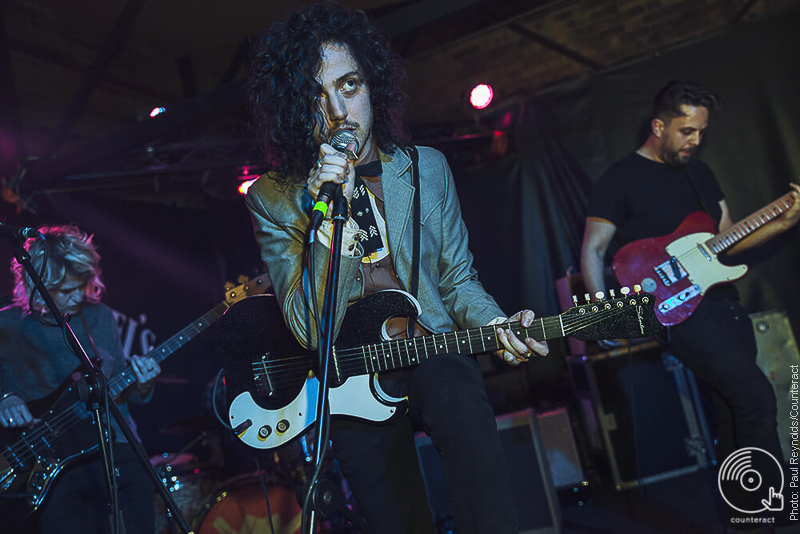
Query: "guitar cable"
29 234 59 327
301 237 335 534
210 368 230 431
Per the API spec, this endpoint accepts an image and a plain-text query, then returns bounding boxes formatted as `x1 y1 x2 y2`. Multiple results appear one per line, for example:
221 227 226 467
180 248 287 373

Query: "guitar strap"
404 146 421 339
684 166 712 216
79 312 105 368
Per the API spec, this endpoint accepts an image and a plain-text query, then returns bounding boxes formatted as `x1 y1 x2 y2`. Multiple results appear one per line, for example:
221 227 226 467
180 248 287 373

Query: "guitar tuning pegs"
633 284 642 293
224 282 234 290
584 293 591 304
237 275 249 284
620 286 630 296
609 289 616 298
572 295 578 306
594 291 605 301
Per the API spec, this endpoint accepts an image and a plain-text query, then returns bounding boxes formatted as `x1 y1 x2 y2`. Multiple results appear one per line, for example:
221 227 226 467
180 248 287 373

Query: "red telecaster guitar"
613 191 796 326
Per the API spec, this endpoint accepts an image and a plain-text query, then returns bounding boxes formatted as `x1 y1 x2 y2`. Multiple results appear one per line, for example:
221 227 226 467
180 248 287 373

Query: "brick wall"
404 0 800 127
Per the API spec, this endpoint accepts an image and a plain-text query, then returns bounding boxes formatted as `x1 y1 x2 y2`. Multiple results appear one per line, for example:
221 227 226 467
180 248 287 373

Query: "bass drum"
194 474 305 534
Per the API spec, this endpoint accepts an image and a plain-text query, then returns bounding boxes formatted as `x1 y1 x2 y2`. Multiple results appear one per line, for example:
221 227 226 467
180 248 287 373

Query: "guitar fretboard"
107 302 229 398
706 192 795 254
335 317 569 377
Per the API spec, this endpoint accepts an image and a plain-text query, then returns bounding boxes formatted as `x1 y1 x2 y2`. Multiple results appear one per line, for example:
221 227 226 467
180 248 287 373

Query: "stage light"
149 107 166 118
238 178 257 195
469 84 493 110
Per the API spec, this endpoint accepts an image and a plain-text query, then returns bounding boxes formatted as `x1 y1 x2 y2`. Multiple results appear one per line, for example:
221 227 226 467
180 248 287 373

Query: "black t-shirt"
587 152 737 299
587 152 724 245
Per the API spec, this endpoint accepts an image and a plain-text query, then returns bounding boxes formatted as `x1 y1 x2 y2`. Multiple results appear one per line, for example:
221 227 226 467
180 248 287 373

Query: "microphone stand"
6 236 194 534
303 189 368 534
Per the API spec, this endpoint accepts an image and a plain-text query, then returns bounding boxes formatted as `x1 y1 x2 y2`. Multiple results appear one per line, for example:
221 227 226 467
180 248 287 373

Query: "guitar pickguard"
614 212 749 326
221 289 661 451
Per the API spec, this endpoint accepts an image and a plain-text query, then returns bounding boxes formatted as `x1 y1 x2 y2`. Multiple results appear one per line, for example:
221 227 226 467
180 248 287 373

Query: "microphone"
309 131 359 233
0 223 41 240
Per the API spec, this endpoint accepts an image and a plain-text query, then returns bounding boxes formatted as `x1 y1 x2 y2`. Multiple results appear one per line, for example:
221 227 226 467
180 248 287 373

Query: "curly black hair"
247 2 408 186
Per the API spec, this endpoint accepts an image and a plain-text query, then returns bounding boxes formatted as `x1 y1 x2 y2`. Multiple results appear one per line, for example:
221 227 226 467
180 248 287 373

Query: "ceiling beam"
41 0 146 159
29 79 246 185
507 21 604 70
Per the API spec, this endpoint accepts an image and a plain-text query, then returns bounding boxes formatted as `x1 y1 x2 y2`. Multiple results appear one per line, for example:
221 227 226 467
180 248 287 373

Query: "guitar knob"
258 425 272 439
276 419 290 434
594 291 605 301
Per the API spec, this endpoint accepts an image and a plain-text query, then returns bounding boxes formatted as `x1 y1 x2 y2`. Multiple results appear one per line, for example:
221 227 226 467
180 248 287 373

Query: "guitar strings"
4 402 91 468
248 304 644 384
248 306 634 380
668 201 788 265
3 360 178 467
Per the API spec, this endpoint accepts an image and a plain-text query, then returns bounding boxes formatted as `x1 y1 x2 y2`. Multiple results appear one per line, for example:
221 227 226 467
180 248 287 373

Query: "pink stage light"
469 84 493 110
149 107 166 118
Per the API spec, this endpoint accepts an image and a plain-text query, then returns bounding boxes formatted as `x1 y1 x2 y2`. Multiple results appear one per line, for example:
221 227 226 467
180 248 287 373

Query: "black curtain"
458 4 800 334
458 99 592 319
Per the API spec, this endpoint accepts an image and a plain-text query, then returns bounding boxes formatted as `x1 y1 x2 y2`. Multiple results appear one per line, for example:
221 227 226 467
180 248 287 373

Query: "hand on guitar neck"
492 309 550 365
128 354 161 398
722 182 800 256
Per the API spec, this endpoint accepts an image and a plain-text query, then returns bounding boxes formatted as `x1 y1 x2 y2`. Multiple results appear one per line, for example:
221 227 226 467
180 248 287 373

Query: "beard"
660 145 695 168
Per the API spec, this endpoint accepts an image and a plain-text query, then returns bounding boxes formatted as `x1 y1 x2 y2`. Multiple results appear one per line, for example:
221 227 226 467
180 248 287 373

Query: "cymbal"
159 415 216 435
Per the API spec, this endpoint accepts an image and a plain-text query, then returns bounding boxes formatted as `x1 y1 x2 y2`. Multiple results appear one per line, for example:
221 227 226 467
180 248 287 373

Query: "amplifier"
566 341 713 490
416 408 561 533
751 310 800 463
535 406 590 506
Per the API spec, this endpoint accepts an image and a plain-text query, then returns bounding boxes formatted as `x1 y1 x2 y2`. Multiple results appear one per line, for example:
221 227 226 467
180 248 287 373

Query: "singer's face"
313 42 375 162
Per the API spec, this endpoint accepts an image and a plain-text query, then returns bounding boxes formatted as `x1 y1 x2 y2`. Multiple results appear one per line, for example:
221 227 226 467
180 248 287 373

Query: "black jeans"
330 354 518 534
669 296 785 523
38 443 154 534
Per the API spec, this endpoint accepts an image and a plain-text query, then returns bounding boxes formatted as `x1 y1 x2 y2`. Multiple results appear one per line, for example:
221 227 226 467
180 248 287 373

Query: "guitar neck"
337 316 567 378
706 192 796 254
107 301 229 398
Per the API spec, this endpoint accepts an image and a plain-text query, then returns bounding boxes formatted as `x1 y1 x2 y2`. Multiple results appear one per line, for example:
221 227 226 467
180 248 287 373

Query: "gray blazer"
245 145 504 348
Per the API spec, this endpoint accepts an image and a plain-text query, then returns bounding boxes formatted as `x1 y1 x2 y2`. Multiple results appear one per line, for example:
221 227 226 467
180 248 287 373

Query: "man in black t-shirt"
580 80 800 530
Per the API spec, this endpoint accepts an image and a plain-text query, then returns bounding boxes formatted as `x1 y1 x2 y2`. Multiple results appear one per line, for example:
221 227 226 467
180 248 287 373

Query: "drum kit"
150 420 350 534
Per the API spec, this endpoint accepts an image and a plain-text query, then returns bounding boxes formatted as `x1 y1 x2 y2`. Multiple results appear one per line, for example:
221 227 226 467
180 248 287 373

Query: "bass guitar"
218 288 662 451
613 191 796 326
0 273 270 523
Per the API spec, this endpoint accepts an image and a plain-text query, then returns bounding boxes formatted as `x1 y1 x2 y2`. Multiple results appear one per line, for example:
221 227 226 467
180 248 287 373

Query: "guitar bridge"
658 284 702 313
654 257 687 287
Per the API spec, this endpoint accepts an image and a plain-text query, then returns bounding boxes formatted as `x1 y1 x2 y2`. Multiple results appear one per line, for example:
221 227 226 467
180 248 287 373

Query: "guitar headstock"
224 272 272 307
562 286 663 341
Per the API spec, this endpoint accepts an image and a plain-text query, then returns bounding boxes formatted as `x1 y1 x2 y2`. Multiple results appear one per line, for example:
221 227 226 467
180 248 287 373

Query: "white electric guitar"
218 288 661 451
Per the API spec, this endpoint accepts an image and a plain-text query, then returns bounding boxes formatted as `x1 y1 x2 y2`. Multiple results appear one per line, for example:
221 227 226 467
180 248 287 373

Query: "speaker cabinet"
566 341 713 490
751 310 800 463
535 406 590 506
415 408 561 534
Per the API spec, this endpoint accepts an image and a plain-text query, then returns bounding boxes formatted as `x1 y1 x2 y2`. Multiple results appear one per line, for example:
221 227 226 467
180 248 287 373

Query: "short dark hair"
247 2 408 186
652 80 721 123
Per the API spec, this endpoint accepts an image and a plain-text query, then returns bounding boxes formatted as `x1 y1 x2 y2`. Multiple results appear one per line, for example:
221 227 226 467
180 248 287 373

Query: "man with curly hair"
244 3 548 533
0 225 161 533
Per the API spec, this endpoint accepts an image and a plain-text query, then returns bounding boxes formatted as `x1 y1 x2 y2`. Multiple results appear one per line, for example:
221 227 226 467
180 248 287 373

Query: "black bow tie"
355 160 383 177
